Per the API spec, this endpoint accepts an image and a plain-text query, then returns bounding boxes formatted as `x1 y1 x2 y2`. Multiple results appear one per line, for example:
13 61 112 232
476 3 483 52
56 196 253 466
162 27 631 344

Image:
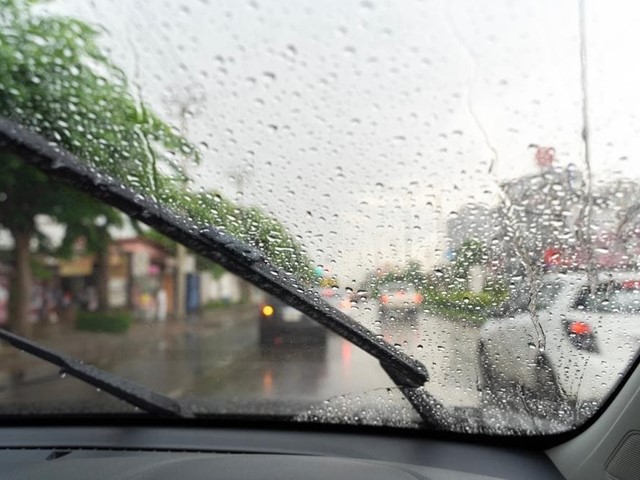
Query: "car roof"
542 270 640 284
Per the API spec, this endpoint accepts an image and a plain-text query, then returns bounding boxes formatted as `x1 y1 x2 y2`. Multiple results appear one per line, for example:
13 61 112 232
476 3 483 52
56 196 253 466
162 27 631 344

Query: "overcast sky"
45 0 640 283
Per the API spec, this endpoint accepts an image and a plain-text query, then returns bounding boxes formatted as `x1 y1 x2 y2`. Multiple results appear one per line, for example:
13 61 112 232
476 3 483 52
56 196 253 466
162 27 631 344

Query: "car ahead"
259 295 327 350
378 282 423 319
478 271 640 411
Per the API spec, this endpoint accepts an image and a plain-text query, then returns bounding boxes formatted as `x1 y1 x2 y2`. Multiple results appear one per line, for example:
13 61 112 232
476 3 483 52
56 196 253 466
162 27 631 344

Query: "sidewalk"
0 304 257 385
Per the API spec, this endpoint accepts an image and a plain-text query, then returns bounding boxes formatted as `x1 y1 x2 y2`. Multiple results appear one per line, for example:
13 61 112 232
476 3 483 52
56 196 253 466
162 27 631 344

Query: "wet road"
349 305 482 407
0 304 483 414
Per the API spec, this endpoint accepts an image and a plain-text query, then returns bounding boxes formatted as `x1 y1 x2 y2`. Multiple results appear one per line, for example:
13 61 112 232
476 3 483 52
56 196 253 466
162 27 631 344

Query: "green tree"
169 190 315 284
0 0 195 334
144 190 316 301
0 157 64 335
0 0 196 190
0 0 315 334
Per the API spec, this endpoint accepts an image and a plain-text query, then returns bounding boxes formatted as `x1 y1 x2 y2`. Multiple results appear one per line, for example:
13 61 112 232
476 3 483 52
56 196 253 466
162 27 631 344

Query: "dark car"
259 296 327 350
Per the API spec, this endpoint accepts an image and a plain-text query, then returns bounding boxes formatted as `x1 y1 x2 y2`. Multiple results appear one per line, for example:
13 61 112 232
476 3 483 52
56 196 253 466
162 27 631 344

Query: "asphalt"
0 305 257 389
0 306 584 433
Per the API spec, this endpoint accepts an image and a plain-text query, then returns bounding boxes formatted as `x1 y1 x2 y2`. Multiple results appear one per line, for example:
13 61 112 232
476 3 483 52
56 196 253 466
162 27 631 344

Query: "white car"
378 282 423 319
478 271 640 409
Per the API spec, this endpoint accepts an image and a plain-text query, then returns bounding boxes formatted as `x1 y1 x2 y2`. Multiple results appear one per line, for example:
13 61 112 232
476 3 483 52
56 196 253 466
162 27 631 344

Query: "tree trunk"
94 247 110 312
9 230 33 338
239 279 252 304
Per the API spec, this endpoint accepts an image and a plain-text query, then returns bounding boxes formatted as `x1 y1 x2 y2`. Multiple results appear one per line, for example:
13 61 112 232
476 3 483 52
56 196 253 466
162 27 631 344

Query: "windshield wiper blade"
0 328 191 418
0 118 429 404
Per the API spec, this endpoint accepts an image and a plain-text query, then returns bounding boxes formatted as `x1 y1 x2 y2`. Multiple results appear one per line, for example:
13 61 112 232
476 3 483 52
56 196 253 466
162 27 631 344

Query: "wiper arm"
0 328 191 418
0 118 434 417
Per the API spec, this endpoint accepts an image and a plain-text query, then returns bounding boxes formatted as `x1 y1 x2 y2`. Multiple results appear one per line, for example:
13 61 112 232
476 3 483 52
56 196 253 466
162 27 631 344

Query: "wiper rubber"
0 119 428 395
0 328 191 417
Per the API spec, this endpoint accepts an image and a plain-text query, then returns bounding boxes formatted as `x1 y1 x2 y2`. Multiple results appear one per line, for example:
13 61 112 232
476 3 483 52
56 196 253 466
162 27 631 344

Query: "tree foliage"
0 0 314 287
0 0 196 191
168 190 314 282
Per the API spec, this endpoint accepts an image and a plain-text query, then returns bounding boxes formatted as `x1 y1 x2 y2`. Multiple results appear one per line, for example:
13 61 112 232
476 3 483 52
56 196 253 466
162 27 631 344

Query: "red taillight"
566 320 598 352
569 321 591 335
413 293 423 304
544 247 562 266
380 294 389 304
623 280 640 290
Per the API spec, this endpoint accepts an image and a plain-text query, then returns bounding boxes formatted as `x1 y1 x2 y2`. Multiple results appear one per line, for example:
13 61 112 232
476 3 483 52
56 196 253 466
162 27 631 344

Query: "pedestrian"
140 292 154 321
86 286 98 312
62 290 73 308
156 288 167 322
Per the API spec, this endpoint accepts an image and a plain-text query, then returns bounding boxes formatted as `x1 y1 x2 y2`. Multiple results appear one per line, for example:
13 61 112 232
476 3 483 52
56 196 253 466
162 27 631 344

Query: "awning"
58 256 95 277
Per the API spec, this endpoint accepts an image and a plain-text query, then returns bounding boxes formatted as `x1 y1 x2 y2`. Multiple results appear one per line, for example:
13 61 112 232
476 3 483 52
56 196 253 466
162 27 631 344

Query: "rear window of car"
503 281 563 314
573 281 640 313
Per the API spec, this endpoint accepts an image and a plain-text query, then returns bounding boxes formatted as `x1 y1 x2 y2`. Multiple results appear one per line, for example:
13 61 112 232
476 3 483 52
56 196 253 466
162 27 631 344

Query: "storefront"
115 238 175 320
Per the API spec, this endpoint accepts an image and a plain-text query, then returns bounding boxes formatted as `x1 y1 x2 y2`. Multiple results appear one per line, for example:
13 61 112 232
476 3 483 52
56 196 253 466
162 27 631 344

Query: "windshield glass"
2 0 640 436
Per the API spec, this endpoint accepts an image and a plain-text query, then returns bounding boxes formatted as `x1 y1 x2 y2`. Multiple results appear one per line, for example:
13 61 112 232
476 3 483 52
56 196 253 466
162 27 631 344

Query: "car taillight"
565 320 598 352
413 293 423 304
623 280 640 290
380 295 389 304
569 321 591 335
261 305 275 317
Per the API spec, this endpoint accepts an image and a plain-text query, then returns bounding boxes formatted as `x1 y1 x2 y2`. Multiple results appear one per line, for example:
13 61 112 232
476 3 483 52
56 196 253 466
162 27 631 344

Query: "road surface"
0 304 483 416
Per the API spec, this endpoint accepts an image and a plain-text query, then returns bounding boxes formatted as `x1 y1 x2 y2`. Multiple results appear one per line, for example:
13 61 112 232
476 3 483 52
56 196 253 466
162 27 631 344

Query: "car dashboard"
0 425 562 480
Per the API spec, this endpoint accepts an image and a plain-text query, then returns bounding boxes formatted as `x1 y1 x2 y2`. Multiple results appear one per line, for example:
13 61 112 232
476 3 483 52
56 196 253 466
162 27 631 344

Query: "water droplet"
263 71 276 82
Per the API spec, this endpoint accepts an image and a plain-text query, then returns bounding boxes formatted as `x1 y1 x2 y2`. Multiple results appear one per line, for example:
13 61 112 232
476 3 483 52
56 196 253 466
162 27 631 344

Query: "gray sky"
47 0 640 283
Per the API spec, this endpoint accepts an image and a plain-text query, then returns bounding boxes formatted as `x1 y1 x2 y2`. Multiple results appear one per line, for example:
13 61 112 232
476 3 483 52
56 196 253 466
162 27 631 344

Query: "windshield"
2 0 640 436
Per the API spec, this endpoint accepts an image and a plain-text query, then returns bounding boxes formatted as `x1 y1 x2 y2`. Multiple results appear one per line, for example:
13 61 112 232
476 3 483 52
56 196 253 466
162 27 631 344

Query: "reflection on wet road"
189 336 393 402
352 306 482 407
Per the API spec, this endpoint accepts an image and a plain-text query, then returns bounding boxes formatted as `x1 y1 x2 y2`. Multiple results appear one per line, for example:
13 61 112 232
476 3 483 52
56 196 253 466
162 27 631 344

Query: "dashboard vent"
606 431 640 480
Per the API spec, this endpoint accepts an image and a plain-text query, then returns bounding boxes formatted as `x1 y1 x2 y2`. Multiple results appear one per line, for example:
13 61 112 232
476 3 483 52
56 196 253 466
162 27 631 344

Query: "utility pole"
164 84 205 321
578 0 595 285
